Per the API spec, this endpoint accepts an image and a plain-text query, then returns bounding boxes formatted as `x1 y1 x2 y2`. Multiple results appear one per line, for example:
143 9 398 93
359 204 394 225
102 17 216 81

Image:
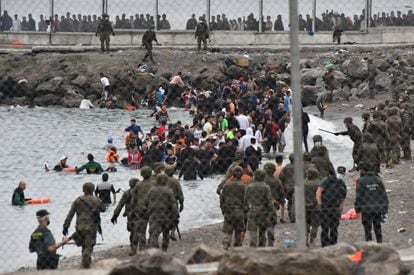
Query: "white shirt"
11 19 22 32
79 99 94 109
255 130 263 144
236 114 249 130
100 77 110 87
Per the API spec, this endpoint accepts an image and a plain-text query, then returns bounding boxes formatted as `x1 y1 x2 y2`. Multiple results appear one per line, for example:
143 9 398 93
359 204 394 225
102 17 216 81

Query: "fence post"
154 0 159 31
312 0 316 32
289 0 306 250
105 0 108 14
366 0 370 32
258 0 263 32
0 0 2 31
49 0 54 45
206 0 210 28
102 0 105 15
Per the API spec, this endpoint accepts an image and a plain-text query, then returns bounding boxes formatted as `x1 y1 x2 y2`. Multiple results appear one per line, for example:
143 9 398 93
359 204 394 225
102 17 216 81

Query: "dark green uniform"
337 124 362 168
367 117 388 163
264 168 285 246
96 17 114 52
130 167 154 250
63 194 105 268
244 170 275 247
29 225 59 270
12 187 26 206
220 178 246 248
358 134 380 174
355 171 388 243
386 109 402 166
144 174 178 252
195 20 209 52
76 161 104 174
400 105 412 160
304 168 320 245
279 163 295 222
142 29 158 62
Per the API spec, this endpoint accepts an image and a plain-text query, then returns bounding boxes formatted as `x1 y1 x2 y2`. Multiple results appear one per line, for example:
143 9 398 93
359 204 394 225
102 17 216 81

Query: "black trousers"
362 212 382 243
320 208 340 247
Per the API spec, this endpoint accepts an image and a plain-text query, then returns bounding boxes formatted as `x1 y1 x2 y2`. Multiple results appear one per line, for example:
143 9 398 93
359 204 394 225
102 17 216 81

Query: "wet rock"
109 248 188 275
302 85 319 106
332 70 348 85
35 77 64 95
33 93 61 106
225 56 249 68
377 59 391 72
357 82 370 98
354 242 409 275
187 244 225 265
225 65 246 79
375 72 392 91
266 59 284 73
129 73 154 93
301 68 325 86
343 57 368 79
71 76 88 87
61 85 84 108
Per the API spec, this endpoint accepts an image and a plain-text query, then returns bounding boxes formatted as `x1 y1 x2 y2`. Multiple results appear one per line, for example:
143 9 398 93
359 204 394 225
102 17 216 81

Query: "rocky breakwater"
0 49 414 108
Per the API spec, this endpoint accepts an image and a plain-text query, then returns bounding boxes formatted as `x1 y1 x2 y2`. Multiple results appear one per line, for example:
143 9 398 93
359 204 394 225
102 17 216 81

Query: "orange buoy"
63 167 76 172
27 198 51 205
348 249 364 263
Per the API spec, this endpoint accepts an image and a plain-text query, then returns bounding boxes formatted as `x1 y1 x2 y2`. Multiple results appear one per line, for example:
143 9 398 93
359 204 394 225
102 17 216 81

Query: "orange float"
63 167 76 172
124 104 136 111
27 198 51 204
10 42 25 46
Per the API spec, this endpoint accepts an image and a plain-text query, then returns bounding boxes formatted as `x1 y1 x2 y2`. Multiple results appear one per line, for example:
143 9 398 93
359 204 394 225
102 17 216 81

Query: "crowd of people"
2 8 414 32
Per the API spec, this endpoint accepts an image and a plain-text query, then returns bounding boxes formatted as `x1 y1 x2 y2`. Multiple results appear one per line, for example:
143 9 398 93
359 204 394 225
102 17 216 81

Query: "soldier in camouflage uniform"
111 178 139 256
311 147 336 178
367 111 389 163
279 154 296 223
367 58 377 99
400 103 412 160
263 163 285 246
142 25 160 63
63 182 106 268
361 112 371 134
358 133 381 174
95 14 115 52
385 107 402 167
335 117 363 172
303 152 318 175
165 167 184 241
304 168 320 246
220 166 246 249
130 166 154 253
244 169 275 247
310 135 331 161
144 174 178 252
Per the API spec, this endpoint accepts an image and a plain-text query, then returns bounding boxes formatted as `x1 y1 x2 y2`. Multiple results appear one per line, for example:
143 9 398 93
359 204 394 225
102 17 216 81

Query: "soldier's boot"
129 245 137 256
223 233 232 250
169 228 177 241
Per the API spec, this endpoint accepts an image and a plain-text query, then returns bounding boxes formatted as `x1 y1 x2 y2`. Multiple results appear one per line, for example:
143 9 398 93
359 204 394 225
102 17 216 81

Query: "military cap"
102 14 109 18
253 169 266 181
140 166 152 178
303 152 312 161
343 117 353 124
263 163 276 173
83 182 95 193
36 209 50 219
313 135 322 142
232 166 243 177
358 162 371 171
361 112 370 120
164 167 175 176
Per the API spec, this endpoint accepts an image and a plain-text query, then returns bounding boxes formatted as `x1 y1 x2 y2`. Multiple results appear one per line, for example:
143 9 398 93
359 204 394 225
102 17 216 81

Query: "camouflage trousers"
132 214 149 250
76 229 97 268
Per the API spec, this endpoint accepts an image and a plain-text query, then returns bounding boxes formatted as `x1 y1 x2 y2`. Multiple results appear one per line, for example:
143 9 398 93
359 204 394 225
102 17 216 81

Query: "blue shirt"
125 124 142 134
283 95 290 113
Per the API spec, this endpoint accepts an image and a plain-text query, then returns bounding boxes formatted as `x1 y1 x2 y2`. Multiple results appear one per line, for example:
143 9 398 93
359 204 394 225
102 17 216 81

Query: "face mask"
314 141 322 147
337 174 345 180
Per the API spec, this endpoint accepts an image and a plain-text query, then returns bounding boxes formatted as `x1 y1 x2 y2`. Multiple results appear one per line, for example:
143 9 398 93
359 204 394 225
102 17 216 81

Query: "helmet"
164 167 175 177
343 117 353 124
83 182 95 193
303 152 312 161
102 14 109 18
107 136 113 143
361 112 370 120
232 166 243 178
153 162 165 174
129 178 139 188
358 162 372 172
313 135 322 143
253 169 266 181
140 166 152 179
155 173 169 186
289 153 295 163
263 163 276 174
306 168 319 180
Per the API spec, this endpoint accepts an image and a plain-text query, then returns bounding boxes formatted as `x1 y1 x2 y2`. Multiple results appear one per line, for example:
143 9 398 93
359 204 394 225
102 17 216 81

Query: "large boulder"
225 65 246 79
301 68 325 86
33 93 61 106
61 85 84 108
187 244 225 265
343 57 368 79
375 72 392 91
71 76 88 87
225 56 249 68
302 85 319 106
265 59 284 73
129 73 155 93
109 249 188 275
35 77 64 95
332 70 348 85
357 82 370 98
